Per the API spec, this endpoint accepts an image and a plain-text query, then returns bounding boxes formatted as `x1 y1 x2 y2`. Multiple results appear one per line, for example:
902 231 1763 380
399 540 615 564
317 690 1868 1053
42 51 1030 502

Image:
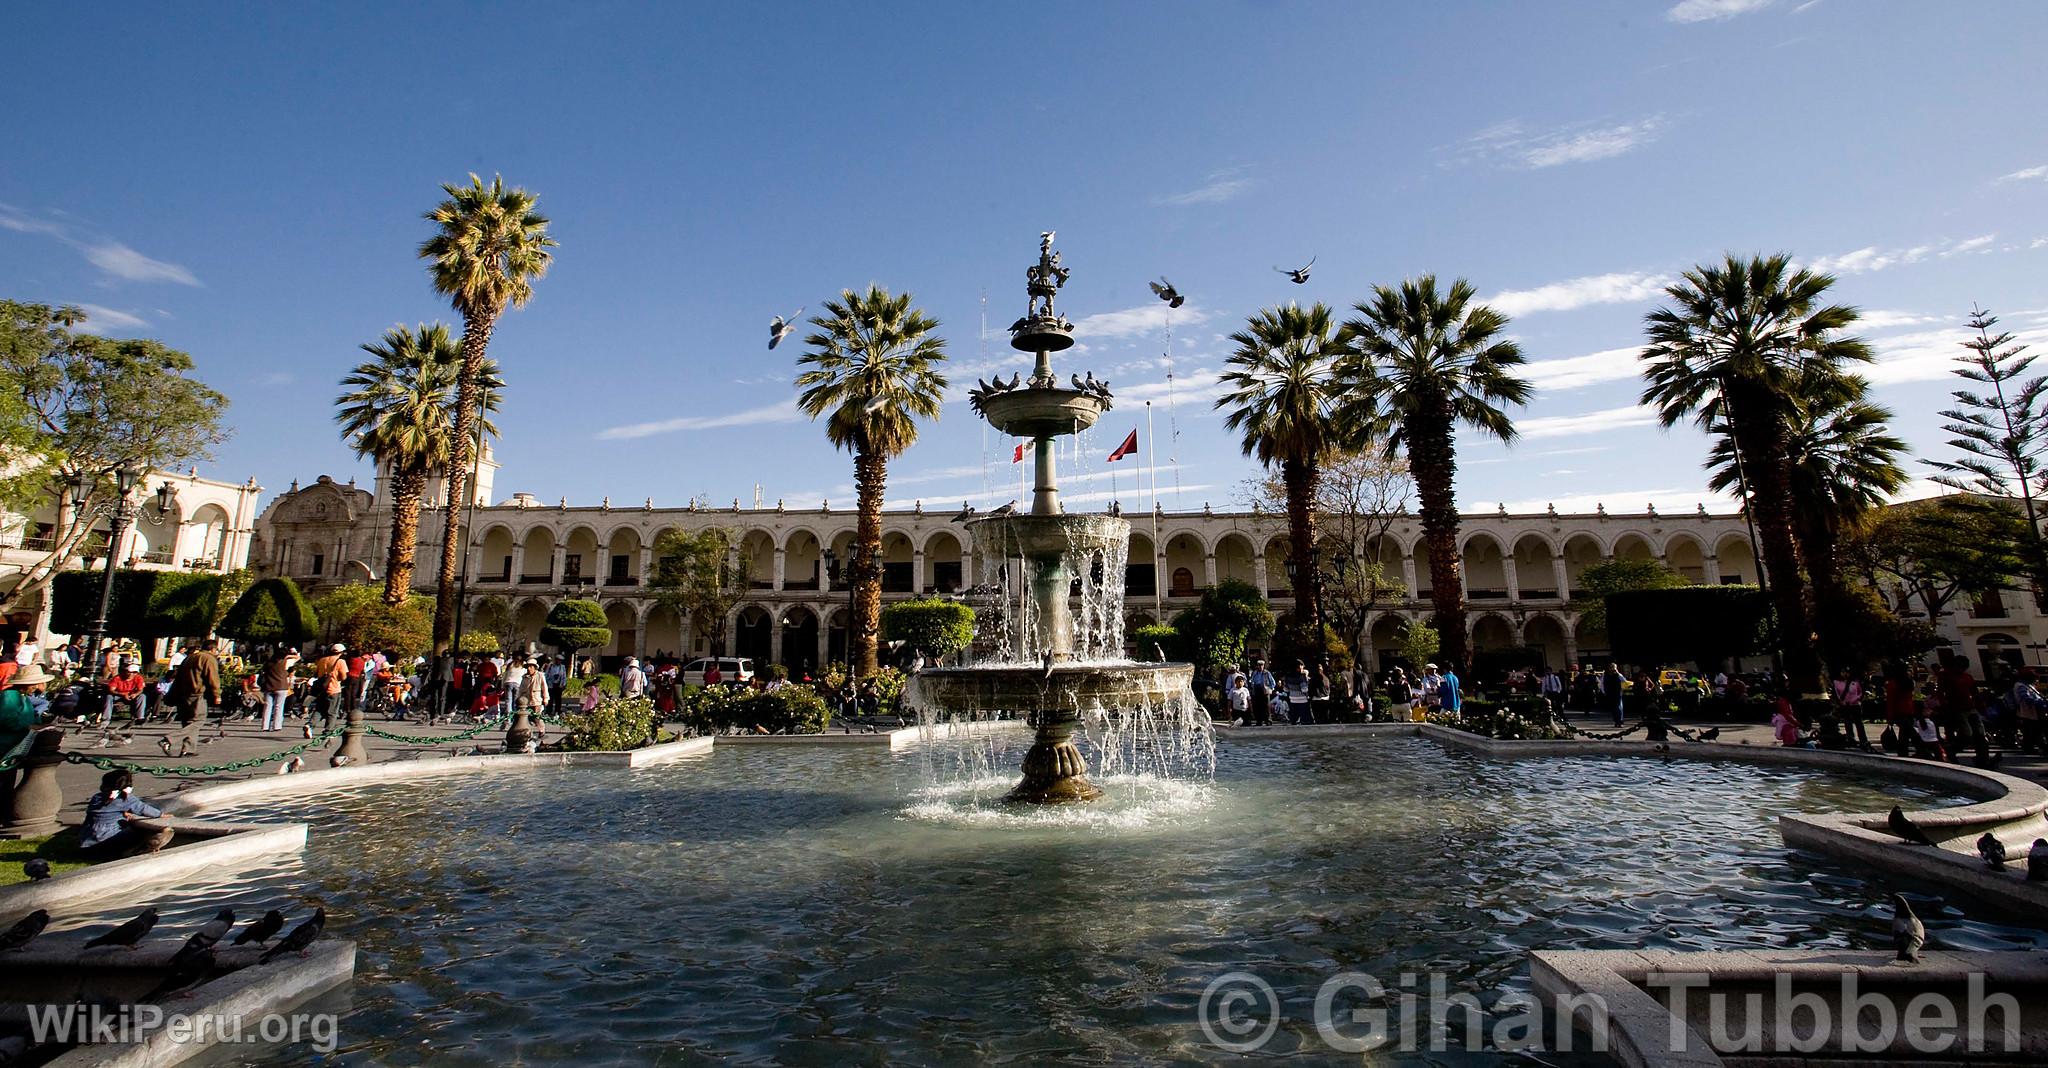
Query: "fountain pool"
49 736 2048 1064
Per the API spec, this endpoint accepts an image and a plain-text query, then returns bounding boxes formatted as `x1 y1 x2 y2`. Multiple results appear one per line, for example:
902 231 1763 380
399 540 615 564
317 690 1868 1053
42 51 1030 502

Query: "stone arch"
1263 535 1292 595
1460 532 1508 599
644 603 684 663
922 529 964 593
601 600 638 664
185 503 232 566
779 604 820 675
1162 531 1205 596
739 529 778 589
733 603 773 665
519 527 557 582
477 524 517 583
1215 532 1256 586
512 597 550 649
1664 532 1709 584
783 528 826 591
1713 533 1758 585
1127 531 1158 597
1561 533 1604 592
1974 632 2023 677
1470 612 1517 654
1368 611 1414 672
602 526 644 587
1522 613 1568 671
1158 526 1211 556
825 605 851 666
1608 530 1657 562
1511 533 1558 598
1573 613 1611 664
879 531 915 592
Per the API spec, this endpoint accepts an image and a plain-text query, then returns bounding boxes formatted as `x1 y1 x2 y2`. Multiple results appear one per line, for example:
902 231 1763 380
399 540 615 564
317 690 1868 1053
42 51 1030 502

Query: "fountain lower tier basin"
974 386 1104 439
969 512 1128 560
907 661 1193 715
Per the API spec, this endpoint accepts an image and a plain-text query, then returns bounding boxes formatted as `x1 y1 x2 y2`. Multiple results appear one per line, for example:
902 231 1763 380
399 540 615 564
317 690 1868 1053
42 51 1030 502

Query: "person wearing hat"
620 656 646 699
161 637 221 759
310 643 348 732
1 663 51 812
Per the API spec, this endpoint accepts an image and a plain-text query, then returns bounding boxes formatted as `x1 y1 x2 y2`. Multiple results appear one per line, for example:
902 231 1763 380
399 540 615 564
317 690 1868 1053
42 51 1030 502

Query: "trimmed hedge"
880 598 975 659
1606 585 1769 671
540 599 610 652
49 569 220 639
216 577 319 645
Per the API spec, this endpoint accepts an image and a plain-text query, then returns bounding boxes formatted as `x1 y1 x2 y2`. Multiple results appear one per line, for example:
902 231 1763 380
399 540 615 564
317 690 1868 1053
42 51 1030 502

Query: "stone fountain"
906 233 1205 803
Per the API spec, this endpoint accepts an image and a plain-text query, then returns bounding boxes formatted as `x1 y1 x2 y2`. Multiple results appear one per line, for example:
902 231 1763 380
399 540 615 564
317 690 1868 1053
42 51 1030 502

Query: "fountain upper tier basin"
976 386 1104 440
909 662 1195 714
970 512 1128 558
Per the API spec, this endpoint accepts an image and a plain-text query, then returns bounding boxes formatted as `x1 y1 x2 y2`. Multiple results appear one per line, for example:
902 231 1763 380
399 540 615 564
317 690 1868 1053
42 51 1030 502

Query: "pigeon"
1890 894 1925 963
183 909 235 952
301 724 313 739
22 858 49 881
1275 256 1316 284
84 907 159 950
1695 726 1720 742
862 396 888 415
260 907 325 964
278 756 304 775
988 500 1018 517
1149 277 1185 308
2029 838 2048 882
948 503 975 523
144 943 216 1002
1978 832 2009 871
0 910 49 951
233 909 285 946
767 308 804 350
1041 649 1056 680
1887 806 1935 846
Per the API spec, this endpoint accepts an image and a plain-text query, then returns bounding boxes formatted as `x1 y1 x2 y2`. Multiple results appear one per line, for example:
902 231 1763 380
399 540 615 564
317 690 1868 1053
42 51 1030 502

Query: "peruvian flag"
1107 429 1139 462
1012 443 1025 463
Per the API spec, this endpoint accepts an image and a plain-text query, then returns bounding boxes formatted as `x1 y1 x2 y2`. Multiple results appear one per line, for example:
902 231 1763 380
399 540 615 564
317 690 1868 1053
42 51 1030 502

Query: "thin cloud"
1940 233 1997 256
1520 346 1643 392
1157 169 1255 206
1455 116 1667 169
1513 405 1659 440
1667 0 1774 23
1485 271 1672 316
1995 165 2048 183
598 400 803 440
0 204 201 286
1865 322 2048 386
69 303 149 333
1069 302 1213 341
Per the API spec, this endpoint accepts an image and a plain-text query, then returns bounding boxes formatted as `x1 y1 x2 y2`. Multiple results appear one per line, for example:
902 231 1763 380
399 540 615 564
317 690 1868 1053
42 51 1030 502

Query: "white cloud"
1520 346 1643 391
1513 404 1659 440
1854 309 1942 331
1157 170 1255 206
0 204 200 286
1996 165 2048 183
1805 244 1937 274
1485 271 1672 316
69 303 149 333
1456 117 1667 170
1667 0 1774 23
1939 233 1997 256
597 400 803 440
256 371 295 388
1864 322 2048 386
1069 302 1213 341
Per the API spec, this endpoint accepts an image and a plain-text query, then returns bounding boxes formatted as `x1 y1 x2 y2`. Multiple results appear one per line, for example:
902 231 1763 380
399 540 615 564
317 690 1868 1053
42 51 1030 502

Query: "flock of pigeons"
1 902 327 1005
1880 804 2048 962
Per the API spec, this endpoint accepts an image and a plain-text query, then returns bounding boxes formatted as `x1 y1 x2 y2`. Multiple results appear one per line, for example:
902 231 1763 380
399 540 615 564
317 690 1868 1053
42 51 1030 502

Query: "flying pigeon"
768 308 804 350
144 943 216 1002
863 396 888 415
84 907 159 950
1149 277 1185 308
1887 806 1935 845
183 909 235 953
1890 894 1925 963
22 858 49 881
0 909 49 952
1978 832 2008 871
1275 256 1315 284
260 908 326 964
2029 838 2048 882
1695 726 1720 742
233 909 286 946
987 500 1018 517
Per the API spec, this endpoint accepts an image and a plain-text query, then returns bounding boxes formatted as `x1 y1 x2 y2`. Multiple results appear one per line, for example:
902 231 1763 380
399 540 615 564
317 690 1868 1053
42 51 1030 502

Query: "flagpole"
1146 401 1161 619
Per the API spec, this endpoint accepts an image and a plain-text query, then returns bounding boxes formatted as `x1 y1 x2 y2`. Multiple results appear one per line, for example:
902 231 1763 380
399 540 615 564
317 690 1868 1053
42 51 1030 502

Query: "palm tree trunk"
852 448 888 675
1407 404 1467 670
1729 384 1821 691
433 315 497 654
383 467 427 605
1280 456 1322 630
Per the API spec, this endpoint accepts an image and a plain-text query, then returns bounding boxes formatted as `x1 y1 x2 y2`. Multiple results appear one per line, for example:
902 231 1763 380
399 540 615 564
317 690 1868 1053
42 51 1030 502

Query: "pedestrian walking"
259 648 297 732
162 639 221 759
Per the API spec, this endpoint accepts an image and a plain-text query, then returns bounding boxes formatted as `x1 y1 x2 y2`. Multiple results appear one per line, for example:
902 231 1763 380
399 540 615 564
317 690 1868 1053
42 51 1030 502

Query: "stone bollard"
3 727 67 838
331 705 369 767
505 710 533 753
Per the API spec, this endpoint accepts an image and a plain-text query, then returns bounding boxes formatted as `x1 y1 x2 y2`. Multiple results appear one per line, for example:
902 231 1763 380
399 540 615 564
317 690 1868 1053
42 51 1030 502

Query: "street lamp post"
823 547 859 680
72 465 158 686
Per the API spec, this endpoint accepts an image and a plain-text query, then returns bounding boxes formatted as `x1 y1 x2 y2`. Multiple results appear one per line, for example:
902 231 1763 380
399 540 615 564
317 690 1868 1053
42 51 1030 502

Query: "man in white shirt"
620 657 647 698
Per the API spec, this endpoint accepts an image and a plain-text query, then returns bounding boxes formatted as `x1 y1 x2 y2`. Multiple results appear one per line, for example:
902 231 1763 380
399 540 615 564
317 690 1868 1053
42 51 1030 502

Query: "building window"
1972 591 2008 619
1169 567 1196 597
311 552 324 576
1125 563 1156 597
564 554 583 579
610 554 630 580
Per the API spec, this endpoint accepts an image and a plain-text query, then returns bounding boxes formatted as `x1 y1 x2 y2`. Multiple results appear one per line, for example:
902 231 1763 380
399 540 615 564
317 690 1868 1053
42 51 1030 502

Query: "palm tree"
336 324 502 605
1216 303 1356 632
1342 276 1531 672
419 174 555 652
794 285 948 675
1640 253 1871 692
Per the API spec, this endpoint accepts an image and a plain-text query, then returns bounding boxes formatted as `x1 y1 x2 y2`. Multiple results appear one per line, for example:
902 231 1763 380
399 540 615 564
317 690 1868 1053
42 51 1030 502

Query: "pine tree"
1928 305 2048 585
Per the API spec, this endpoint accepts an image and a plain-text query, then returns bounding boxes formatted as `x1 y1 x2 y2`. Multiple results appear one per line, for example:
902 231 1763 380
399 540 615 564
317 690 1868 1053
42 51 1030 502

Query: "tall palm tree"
794 285 948 674
419 174 555 652
337 324 503 605
1640 253 1871 692
1342 276 1531 671
1216 303 1356 632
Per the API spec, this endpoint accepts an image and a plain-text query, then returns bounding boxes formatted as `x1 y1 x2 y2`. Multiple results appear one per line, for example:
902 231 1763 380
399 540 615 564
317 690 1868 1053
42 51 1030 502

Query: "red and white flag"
1012 442 1025 463
1106 429 1139 462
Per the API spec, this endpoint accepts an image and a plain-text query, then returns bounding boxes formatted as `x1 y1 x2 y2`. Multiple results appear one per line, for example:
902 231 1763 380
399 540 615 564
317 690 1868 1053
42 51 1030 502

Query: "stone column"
773 547 787 591
549 545 565 586
1703 554 1721 584
1203 553 1217 587
912 550 927 594
1253 556 1268 596
510 544 526 583
1402 554 1419 601
770 612 785 665
1553 555 1570 602
1504 557 1521 601
2 728 65 837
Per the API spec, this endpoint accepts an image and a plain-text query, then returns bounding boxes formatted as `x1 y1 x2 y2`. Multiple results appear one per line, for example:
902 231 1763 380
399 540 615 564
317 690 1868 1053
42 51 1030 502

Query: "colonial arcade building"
249 464 1807 674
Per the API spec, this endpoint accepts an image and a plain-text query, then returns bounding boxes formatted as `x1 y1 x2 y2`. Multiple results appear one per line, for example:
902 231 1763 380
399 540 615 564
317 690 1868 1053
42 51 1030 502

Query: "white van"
681 657 754 688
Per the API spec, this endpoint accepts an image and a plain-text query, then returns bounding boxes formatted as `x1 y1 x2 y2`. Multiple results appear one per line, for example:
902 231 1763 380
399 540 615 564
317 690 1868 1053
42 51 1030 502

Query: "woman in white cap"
619 656 647 698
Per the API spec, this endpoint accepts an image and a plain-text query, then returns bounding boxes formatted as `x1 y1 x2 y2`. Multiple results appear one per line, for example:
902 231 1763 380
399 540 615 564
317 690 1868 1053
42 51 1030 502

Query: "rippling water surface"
60 736 2048 1065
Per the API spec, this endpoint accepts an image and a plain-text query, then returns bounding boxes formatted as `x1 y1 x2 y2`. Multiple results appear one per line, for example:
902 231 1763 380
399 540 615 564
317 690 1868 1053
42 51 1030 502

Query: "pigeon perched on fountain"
182 909 235 953
234 909 286 946
1887 805 1935 845
1694 726 1720 741
987 500 1017 517
949 503 975 522
767 308 804 350
1890 894 1925 963
260 908 326 964
0 909 49 951
2030 839 2048 881
1978 832 2008 870
145 943 216 1002
1276 256 1315 284
84 907 159 950
1149 277 1184 308
22 858 49 881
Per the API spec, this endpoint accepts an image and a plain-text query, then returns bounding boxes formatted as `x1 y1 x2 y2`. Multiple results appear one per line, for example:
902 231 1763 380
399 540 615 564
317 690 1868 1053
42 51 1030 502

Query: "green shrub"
880 598 976 659
50 569 221 639
559 695 659 751
334 599 433 660
540 599 610 653
456 631 501 655
1172 579 1273 671
216 577 319 645
1130 623 1181 661
1430 696 1567 740
678 684 832 735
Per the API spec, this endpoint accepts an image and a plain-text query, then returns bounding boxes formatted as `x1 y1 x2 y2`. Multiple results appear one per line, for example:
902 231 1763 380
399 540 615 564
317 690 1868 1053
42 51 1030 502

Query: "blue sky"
5 0 2046 516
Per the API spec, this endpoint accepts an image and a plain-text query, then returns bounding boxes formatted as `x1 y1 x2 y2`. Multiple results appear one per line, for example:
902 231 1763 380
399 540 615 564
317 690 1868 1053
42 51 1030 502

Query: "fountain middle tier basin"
908 661 1194 715
970 512 1128 559
975 386 1104 440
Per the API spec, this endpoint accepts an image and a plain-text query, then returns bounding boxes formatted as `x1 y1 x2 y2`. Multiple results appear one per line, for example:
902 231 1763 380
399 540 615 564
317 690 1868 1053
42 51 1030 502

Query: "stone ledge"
0 823 306 916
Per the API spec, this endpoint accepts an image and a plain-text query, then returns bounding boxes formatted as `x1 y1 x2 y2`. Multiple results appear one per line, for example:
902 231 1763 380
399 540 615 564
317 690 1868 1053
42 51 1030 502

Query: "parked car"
681 657 754 688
